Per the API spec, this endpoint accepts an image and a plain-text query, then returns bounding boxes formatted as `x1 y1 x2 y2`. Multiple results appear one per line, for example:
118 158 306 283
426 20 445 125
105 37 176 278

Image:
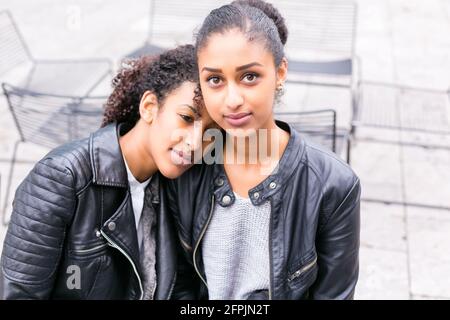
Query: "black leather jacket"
167 121 361 300
0 123 185 300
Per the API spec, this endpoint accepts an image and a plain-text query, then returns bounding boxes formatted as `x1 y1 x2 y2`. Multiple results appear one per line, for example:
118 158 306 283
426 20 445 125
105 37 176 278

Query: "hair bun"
232 0 288 45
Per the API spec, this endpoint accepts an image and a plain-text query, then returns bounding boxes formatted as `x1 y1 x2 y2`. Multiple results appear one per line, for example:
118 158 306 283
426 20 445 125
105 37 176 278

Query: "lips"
224 112 252 127
170 149 192 166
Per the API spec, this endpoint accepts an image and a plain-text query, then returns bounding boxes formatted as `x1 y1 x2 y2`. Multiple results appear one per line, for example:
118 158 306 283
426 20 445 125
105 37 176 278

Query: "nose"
185 120 203 152
225 83 244 110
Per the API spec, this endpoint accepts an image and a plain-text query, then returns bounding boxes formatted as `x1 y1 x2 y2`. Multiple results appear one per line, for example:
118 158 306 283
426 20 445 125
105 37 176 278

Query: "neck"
224 119 289 169
119 121 157 182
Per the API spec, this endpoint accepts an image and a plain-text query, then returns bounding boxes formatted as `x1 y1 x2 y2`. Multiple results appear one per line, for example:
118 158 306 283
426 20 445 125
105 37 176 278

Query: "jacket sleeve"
309 178 361 300
0 158 76 299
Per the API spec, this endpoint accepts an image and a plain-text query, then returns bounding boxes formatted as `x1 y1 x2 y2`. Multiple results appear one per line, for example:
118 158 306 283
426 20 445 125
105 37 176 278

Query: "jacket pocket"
52 249 105 299
287 249 318 289
68 242 108 260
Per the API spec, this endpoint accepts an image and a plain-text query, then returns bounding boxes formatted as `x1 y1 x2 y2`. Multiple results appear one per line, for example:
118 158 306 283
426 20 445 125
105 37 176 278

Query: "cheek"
202 90 223 118
157 156 192 179
153 116 177 144
159 130 179 152
149 137 168 166
246 85 275 112
259 78 277 100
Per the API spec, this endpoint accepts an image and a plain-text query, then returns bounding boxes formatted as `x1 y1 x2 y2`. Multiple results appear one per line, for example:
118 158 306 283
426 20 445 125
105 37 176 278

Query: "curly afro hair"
102 44 203 128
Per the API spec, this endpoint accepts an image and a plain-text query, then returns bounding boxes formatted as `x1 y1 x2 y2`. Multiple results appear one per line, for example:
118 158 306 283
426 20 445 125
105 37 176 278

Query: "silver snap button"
215 178 224 187
269 182 277 189
253 192 260 199
108 222 116 231
222 195 231 205
95 229 101 238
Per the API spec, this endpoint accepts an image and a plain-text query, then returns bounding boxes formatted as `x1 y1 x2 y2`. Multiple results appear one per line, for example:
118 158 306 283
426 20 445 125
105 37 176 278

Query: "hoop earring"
276 83 284 94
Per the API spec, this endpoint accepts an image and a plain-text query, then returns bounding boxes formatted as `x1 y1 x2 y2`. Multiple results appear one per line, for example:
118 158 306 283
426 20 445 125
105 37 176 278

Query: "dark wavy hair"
195 0 288 67
102 44 203 127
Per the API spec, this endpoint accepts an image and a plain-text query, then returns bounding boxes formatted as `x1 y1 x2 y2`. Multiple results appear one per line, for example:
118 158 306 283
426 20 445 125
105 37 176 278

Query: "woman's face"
143 81 214 179
197 28 287 133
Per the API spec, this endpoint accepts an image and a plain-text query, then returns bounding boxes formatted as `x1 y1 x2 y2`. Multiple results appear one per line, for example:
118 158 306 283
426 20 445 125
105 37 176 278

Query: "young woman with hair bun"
168 0 361 300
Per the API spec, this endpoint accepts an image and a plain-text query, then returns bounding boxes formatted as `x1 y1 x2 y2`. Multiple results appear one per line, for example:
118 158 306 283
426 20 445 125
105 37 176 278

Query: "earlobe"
139 91 158 124
277 57 288 84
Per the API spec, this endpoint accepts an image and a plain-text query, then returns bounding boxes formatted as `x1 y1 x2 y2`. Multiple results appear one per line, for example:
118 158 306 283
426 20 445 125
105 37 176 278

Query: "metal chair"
353 81 450 136
1 83 107 226
125 0 228 58
275 109 351 163
0 10 112 96
279 0 360 132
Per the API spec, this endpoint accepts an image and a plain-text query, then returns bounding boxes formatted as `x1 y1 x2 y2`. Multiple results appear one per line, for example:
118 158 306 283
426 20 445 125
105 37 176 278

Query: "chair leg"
2 140 21 226
350 80 362 137
350 92 358 137
346 135 352 165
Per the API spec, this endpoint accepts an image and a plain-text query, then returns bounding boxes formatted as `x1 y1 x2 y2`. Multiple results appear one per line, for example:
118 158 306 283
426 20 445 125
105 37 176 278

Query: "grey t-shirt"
202 192 270 299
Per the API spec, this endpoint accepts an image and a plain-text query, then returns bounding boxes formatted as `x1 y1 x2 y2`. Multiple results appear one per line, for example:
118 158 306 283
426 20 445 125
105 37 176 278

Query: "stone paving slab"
351 140 404 202
359 202 407 252
407 207 450 298
402 147 450 209
355 246 410 300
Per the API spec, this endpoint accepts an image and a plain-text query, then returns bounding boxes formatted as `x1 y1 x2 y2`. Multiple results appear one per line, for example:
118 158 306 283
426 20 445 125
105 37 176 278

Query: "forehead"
160 81 195 111
166 81 196 99
197 28 274 69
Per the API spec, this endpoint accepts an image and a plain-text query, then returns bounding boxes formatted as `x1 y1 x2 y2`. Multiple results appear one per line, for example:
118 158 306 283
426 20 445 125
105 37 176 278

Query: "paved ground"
0 0 449 299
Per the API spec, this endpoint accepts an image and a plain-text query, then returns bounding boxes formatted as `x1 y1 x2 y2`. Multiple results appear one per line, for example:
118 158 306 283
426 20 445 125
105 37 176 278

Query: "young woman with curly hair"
0 44 213 300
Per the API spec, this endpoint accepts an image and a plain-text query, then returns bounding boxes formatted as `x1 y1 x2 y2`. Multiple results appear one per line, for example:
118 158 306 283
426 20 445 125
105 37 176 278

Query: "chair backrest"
278 0 357 83
147 0 228 48
354 82 450 134
275 109 337 152
279 0 357 61
2 83 106 149
0 10 33 75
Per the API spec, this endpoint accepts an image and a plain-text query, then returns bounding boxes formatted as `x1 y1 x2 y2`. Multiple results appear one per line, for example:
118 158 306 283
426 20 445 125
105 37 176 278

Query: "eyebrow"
201 62 263 73
180 104 201 117
236 62 263 71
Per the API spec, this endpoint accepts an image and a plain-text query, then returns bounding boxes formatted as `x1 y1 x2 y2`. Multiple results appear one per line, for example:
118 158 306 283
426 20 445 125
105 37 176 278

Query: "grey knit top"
202 192 271 300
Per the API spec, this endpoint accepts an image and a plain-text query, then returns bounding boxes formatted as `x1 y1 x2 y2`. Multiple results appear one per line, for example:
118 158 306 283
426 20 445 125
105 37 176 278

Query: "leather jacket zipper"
100 230 144 300
71 243 107 254
192 195 215 289
179 233 193 252
288 256 318 282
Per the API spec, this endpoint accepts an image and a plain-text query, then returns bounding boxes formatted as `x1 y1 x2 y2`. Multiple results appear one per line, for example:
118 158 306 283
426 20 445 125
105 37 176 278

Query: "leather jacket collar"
211 120 306 207
89 122 129 187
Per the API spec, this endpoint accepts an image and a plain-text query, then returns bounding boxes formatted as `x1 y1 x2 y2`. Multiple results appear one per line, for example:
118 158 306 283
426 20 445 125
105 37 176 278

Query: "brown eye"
180 114 194 123
207 76 222 87
242 73 259 84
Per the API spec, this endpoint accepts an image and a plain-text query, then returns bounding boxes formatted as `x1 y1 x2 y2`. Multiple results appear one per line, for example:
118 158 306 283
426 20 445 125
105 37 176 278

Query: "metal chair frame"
1 83 107 226
0 10 113 96
280 0 360 135
275 108 352 164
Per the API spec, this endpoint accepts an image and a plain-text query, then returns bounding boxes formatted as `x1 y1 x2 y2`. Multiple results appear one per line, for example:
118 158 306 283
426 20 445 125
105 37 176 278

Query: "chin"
159 165 190 179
